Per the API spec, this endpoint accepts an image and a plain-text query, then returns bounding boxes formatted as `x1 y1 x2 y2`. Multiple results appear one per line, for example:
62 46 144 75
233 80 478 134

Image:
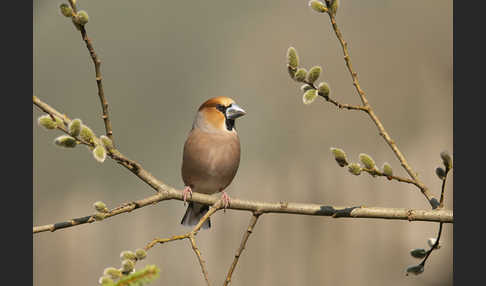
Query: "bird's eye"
216 104 226 113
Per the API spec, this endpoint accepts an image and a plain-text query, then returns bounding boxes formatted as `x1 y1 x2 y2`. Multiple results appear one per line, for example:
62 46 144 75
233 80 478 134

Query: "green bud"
294 68 307 82
300 84 313 92
302 89 318 105
405 264 424 276
79 125 95 143
330 147 348 167
37 115 57 130
74 10 89 26
309 0 328 13
93 201 108 213
440 151 452 170
59 3 73 17
317 82 330 97
328 0 339 16
410 248 427 259
135 248 147 260
121 259 135 272
98 276 114 285
287 47 299 69
382 162 393 177
348 163 362 176
68 119 82 137
94 213 105 221
93 145 107 163
54 135 78 148
100 135 114 150
359 153 376 169
435 167 446 180
307 66 322 84
145 264 159 274
54 116 64 127
427 238 441 249
103 267 122 279
120 250 137 261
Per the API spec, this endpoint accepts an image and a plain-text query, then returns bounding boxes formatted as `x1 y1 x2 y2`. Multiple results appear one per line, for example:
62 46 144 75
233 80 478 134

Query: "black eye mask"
216 104 235 131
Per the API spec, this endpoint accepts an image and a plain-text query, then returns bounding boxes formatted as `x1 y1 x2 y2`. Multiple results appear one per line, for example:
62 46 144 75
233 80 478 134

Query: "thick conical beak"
226 103 246 119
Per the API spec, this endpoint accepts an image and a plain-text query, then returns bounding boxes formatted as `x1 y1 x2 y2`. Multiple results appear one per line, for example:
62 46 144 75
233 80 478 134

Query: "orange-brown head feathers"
193 96 246 133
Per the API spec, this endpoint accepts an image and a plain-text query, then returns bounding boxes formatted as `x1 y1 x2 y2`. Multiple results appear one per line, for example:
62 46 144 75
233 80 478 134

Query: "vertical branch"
142 202 221 286
188 203 221 286
327 14 368 106
324 7 437 208
224 213 261 286
439 165 451 208
68 0 115 146
189 235 212 286
419 222 444 268
79 26 114 144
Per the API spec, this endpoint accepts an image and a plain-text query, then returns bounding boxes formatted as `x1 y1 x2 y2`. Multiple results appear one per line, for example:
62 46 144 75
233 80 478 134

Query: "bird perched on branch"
181 96 246 229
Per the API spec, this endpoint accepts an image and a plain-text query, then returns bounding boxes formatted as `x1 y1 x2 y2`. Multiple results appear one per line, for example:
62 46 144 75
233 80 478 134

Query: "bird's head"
193 96 246 133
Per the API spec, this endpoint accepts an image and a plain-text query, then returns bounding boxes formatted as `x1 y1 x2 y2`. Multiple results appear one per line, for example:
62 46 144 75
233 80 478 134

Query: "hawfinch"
180 96 246 229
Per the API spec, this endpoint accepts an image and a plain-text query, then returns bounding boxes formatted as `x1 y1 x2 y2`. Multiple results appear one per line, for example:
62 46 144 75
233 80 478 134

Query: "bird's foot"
182 186 193 206
221 191 231 211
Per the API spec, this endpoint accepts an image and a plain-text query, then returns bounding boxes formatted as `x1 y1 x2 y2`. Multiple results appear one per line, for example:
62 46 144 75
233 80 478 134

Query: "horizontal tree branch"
33 96 453 235
33 189 453 234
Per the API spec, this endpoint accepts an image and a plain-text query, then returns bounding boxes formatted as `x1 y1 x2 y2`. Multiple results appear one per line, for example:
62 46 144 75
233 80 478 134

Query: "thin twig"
188 235 211 286
34 194 165 233
418 222 444 268
224 213 261 286
143 202 221 286
415 164 450 268
68 0 115 145
322 5 437 208
322 95 368 111
439 166 451 208
303 80 367 111
361 168 421 187
144 204 220 251
439 179 447 208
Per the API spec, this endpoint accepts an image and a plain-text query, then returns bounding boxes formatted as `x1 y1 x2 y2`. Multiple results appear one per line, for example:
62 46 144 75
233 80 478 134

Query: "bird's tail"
181 202 211 229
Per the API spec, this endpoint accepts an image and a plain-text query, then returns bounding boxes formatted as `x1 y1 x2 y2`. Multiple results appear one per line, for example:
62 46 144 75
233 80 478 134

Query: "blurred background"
33 0 453 285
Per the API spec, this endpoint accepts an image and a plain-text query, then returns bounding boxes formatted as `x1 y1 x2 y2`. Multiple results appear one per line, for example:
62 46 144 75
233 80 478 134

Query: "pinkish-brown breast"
181 127 240 195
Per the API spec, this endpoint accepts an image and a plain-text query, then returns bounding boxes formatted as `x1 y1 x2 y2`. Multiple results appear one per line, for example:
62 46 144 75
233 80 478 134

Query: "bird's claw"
183 186 193 206
221 191 231 212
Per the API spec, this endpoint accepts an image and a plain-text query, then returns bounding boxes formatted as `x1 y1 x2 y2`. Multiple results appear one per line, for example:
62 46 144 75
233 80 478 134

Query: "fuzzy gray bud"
287 47 299 69
406 264 424 276
435 167 446 180
317 82 330 97
135 249 147 260
54 135 78 148
294 68 308 82
309 1 328 13
440 151 452 170
382 162 393 177
306 66 322 84
68 119 82 137
330 147 348 167
359 153 376 169
410 248 427 259
348 163 362 176
74 10 89 25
